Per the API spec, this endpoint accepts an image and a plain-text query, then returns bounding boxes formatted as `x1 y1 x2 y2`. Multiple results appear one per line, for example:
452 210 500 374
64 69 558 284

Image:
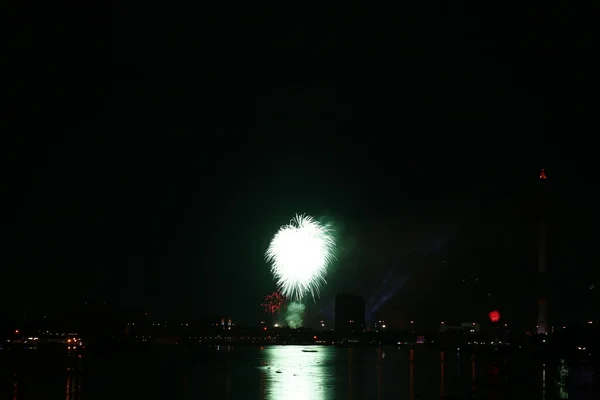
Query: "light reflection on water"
1 346 596 399
260 347 330 400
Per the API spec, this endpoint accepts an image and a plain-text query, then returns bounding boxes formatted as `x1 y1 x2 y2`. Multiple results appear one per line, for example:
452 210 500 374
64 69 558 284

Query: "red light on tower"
539 169 547 180
489 310 501 323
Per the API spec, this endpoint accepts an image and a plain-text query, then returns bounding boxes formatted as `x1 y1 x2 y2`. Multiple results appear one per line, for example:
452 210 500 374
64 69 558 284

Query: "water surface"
0 345 592 399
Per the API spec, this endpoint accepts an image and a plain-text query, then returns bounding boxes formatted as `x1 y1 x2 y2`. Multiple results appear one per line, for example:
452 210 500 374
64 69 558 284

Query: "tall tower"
537 169 548 334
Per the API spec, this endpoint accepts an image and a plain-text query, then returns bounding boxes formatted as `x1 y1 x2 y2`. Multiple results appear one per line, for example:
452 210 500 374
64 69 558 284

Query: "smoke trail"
284 302 306 328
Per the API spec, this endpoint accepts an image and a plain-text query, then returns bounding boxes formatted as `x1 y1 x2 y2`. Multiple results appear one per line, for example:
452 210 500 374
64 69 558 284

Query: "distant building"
461 322 480 333
374 320 387 332
438 322 480 333
220 317 234 330
439 322 462 333
335 293 365 333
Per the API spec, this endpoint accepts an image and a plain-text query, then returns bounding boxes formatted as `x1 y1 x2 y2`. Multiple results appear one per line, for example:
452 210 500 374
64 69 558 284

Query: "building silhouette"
537 168 548 334
334 293 365 333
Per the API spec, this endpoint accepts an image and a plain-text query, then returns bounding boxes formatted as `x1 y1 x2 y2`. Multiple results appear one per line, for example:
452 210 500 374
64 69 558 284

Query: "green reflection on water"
260 346 331 400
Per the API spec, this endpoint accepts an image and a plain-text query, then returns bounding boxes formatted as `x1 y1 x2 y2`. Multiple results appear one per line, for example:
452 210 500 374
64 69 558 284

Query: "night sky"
4 5 598 327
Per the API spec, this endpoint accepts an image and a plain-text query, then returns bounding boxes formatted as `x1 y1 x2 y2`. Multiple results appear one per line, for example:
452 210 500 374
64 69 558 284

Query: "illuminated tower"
537 169 548 334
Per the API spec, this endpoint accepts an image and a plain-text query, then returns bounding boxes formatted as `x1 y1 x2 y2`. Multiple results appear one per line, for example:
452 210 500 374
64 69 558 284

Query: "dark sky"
4 4 599 326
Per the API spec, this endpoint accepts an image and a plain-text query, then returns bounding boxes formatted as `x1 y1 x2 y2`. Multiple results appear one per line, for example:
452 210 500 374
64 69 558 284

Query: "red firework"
489 310 501 323
261 290 287 314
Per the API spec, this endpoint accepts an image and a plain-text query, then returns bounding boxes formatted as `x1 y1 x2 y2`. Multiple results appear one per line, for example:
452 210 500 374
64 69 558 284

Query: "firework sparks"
265 214 336 302
261 290 287 314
